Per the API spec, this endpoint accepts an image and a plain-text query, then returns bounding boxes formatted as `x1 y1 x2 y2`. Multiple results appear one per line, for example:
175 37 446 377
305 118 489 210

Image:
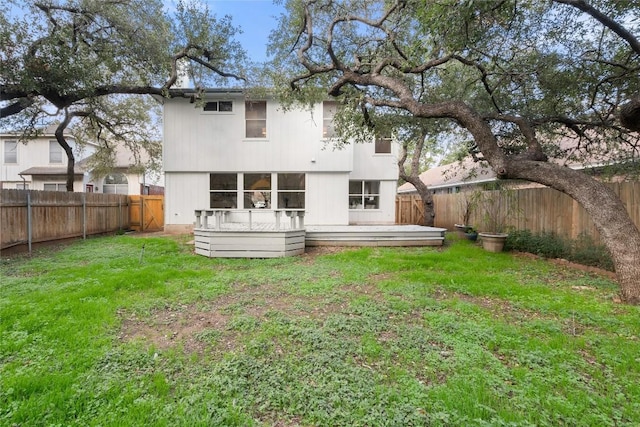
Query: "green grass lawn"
1 235 638 426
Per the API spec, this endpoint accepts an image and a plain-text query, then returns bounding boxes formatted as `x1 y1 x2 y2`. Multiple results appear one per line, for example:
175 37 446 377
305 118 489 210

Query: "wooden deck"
193 209 446 258
305 225 446 247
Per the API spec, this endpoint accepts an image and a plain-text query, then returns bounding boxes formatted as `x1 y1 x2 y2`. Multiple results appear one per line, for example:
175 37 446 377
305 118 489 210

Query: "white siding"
165 172 210 226
350 141 399 180
163 97 353 173
306 173 350 225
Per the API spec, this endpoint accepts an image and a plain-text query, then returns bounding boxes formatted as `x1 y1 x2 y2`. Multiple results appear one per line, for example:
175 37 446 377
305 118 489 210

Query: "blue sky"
202 0 285 62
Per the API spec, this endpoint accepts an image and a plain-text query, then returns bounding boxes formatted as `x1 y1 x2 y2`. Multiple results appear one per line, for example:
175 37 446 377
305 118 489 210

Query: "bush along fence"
1 189 130 253
396 181 640 245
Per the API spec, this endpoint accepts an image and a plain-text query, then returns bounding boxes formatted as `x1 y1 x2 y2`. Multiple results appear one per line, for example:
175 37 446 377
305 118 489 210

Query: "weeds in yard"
0 235 638 426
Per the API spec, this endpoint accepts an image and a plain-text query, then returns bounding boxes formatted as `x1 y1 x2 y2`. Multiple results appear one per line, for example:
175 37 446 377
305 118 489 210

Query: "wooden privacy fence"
397 182 640 243
1 190 131 252
0 190 167 252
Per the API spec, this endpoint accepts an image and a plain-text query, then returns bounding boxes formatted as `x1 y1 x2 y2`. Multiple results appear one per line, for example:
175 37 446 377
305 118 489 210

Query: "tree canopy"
0 0 249 189
268 0 640 303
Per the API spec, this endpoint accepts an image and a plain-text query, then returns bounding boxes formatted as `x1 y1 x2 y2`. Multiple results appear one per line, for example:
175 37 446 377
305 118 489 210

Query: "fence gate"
129 195 164 232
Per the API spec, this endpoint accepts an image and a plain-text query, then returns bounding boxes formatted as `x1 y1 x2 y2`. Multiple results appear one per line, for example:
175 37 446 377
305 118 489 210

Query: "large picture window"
4 140 17 164
278 173 305 209
349 180 380 209
103 173 128 194
244 173 271 208
49 141 63 164
245 101 267 138
323 101 337 138
210 173 237 208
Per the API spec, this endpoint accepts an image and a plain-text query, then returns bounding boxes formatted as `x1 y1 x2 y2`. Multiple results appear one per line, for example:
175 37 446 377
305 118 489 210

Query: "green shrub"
505 230 614 271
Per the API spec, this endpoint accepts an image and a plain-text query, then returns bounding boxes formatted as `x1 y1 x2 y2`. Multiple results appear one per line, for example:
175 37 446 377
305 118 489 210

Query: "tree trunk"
506 160 640 304
55 119 76 192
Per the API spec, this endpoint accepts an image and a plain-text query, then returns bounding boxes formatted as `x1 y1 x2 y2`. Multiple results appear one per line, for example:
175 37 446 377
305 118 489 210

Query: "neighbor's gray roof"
19 166 85 176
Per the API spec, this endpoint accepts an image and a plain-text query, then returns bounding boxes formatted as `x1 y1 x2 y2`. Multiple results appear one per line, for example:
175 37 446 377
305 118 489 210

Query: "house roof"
19 166 85 176
398 135 638 193
397 159 496 193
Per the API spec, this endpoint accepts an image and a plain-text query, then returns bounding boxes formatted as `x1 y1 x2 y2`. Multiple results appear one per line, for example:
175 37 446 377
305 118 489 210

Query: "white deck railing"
194 209 305 231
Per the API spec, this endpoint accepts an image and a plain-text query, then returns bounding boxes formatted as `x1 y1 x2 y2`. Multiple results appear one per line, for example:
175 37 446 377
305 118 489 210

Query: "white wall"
162 93 400 228
163 96 354 174
306 172 350 225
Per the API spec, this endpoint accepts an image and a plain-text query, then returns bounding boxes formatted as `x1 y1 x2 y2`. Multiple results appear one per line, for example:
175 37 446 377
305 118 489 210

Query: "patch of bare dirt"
119 283 350 355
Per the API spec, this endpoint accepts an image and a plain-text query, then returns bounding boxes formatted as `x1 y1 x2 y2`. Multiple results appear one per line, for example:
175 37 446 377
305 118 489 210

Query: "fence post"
118 197 122 231
83 192 87 240
27 191 32 255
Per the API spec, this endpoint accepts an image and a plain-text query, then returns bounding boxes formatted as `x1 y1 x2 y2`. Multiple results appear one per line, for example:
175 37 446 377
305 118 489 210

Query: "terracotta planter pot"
478 232 508 252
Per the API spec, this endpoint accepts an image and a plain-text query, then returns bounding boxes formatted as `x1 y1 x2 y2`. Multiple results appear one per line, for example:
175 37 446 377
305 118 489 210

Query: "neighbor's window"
374 134 392 154
16 182 29 190
203 100 233 112
4 140 17 164
245 101 267 138
49 140 63 164
43 183 66 192
349 180 380 209
278 173 305 209
103 173 128 194
322 101 337 138
210 173 237 208
244 173 271 209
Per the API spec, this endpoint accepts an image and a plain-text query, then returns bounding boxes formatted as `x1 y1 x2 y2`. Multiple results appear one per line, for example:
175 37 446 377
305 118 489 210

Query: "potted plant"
477 183 520 252
454 189 480 236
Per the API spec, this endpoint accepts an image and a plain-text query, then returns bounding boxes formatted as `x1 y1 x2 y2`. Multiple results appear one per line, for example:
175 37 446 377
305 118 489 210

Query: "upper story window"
202 100 233 113
4 140 17 164
49 140 63 164
375 134 392 154
323 101 337 138
210 173 237 208
245 101 267 138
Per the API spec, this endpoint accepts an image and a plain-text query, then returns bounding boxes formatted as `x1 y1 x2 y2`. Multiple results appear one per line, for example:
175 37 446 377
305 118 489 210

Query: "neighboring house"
0 126 161 194
160 89 399 233
398 138 637 196
397 158 500 195
0 126 97 192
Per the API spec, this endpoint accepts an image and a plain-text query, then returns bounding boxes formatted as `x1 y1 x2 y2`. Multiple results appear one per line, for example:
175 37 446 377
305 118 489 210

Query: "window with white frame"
245 101 267 138
244 173 271 208
349 180 380 209
16 182 29 190
49 140 63 164
277 173 305 209
4 140 17 164
202 100 233 113
103 173 128 194
210 173 237 208
322 101 338 138
44 183 66 191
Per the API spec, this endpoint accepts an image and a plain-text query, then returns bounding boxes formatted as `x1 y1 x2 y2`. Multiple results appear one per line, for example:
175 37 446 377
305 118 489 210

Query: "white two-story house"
161 89 399 233
1 126 159 194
